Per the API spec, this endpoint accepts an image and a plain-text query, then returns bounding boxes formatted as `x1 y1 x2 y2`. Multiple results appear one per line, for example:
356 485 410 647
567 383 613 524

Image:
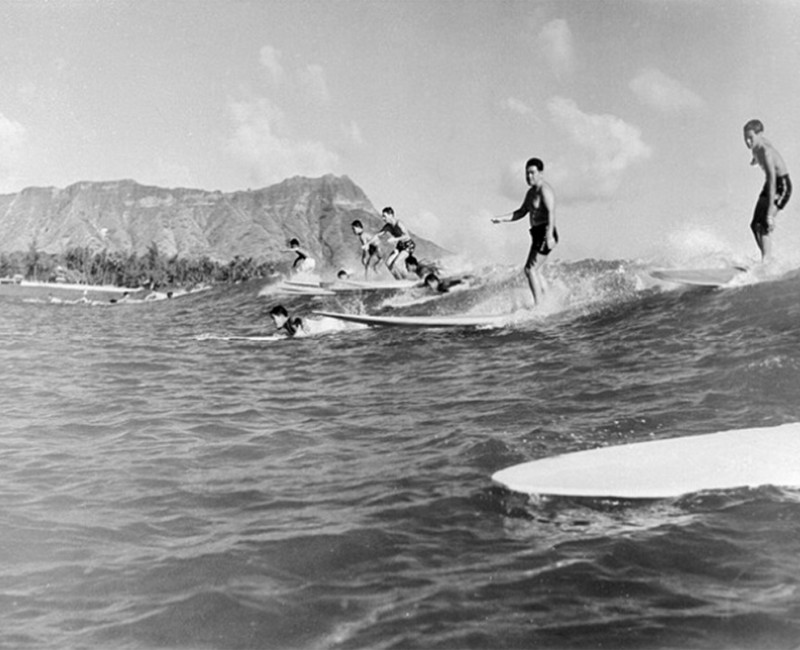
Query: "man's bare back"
743 119 792 261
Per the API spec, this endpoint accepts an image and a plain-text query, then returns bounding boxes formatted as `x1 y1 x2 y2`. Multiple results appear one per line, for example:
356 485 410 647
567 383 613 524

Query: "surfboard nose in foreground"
492 423 800 499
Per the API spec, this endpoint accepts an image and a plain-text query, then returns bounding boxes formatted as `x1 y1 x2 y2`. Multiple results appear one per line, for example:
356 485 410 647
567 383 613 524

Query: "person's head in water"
337 268 350 280
405 255 420 275
288 238 300 248
424 272 442 292
351 220 364 235
270 304 289 328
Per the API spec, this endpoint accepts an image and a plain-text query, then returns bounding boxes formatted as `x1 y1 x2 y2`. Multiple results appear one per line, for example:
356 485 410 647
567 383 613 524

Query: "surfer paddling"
404 255 438 279
492 157 558 306
269 305 306 338
743 119 792 261
423 272 473 294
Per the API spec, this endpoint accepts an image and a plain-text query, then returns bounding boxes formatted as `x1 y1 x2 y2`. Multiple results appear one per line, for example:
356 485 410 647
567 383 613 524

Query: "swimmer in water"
269 304 306 337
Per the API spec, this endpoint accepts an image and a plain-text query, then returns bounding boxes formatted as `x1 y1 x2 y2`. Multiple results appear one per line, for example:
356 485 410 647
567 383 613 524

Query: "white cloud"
299 64 330 104
344 120 365 147
546 96 651 198
226 98 340 186
0 113 26 179
502 97 533 115
258 45 284 84
538 19 574 78
630 68 705 113
258 48 330 106
410 209 444 241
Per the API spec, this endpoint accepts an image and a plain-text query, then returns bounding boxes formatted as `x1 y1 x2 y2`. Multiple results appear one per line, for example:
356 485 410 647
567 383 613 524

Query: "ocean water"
2 259 800 650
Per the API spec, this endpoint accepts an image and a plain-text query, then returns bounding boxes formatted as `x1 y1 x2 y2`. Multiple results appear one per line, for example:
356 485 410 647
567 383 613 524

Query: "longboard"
282 287 336 296
281 279 418 293
283 279 323 288
331 279 420 292
262 282 336 297
314 310 503 328
650 267 746 287
492 422 800 499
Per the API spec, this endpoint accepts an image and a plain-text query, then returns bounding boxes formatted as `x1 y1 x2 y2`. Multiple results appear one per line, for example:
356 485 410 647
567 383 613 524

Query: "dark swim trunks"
752 174 792 234
529 224 559 256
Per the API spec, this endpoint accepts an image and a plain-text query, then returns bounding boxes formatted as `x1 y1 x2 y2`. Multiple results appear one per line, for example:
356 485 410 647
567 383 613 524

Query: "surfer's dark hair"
351 220 363 228
288 238 300 247
382 206 394 216
424 272 440 285
526 158 544 171
744 119 764 134
270 305 288 317
405 255 419 268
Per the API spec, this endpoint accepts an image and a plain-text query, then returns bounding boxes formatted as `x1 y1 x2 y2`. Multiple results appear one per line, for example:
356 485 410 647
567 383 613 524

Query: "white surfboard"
282 287 336 296
283 279 324 288
314 310 503 328
492 423 800 499
329 279 421 292
650 267 746 287
282 278 418 293
262 282 336 297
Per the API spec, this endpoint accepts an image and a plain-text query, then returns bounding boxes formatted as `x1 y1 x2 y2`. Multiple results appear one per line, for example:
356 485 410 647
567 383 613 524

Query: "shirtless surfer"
285 239 316 274
351 220 382 278
269 305 306 338
373 207 415 279
423 272 472 294
743 119 792 261
404 255 438 280
492 157 558 306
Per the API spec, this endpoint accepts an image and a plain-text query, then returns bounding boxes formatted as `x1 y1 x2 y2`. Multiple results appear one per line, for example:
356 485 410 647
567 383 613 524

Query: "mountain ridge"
0 175 448 272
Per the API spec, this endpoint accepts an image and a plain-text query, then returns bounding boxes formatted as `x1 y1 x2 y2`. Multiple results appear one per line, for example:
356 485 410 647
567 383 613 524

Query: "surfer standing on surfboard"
371 207 416 280
351 220 383 279
492 157 558 306
744 119 792 262
285 239 316 274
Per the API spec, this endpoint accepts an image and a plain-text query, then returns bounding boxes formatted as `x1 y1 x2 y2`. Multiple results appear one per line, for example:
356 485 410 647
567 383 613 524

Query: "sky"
2 0 800 266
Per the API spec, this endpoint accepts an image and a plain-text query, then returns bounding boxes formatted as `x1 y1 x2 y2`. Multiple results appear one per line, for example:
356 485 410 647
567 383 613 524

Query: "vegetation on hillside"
0 242 282 288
